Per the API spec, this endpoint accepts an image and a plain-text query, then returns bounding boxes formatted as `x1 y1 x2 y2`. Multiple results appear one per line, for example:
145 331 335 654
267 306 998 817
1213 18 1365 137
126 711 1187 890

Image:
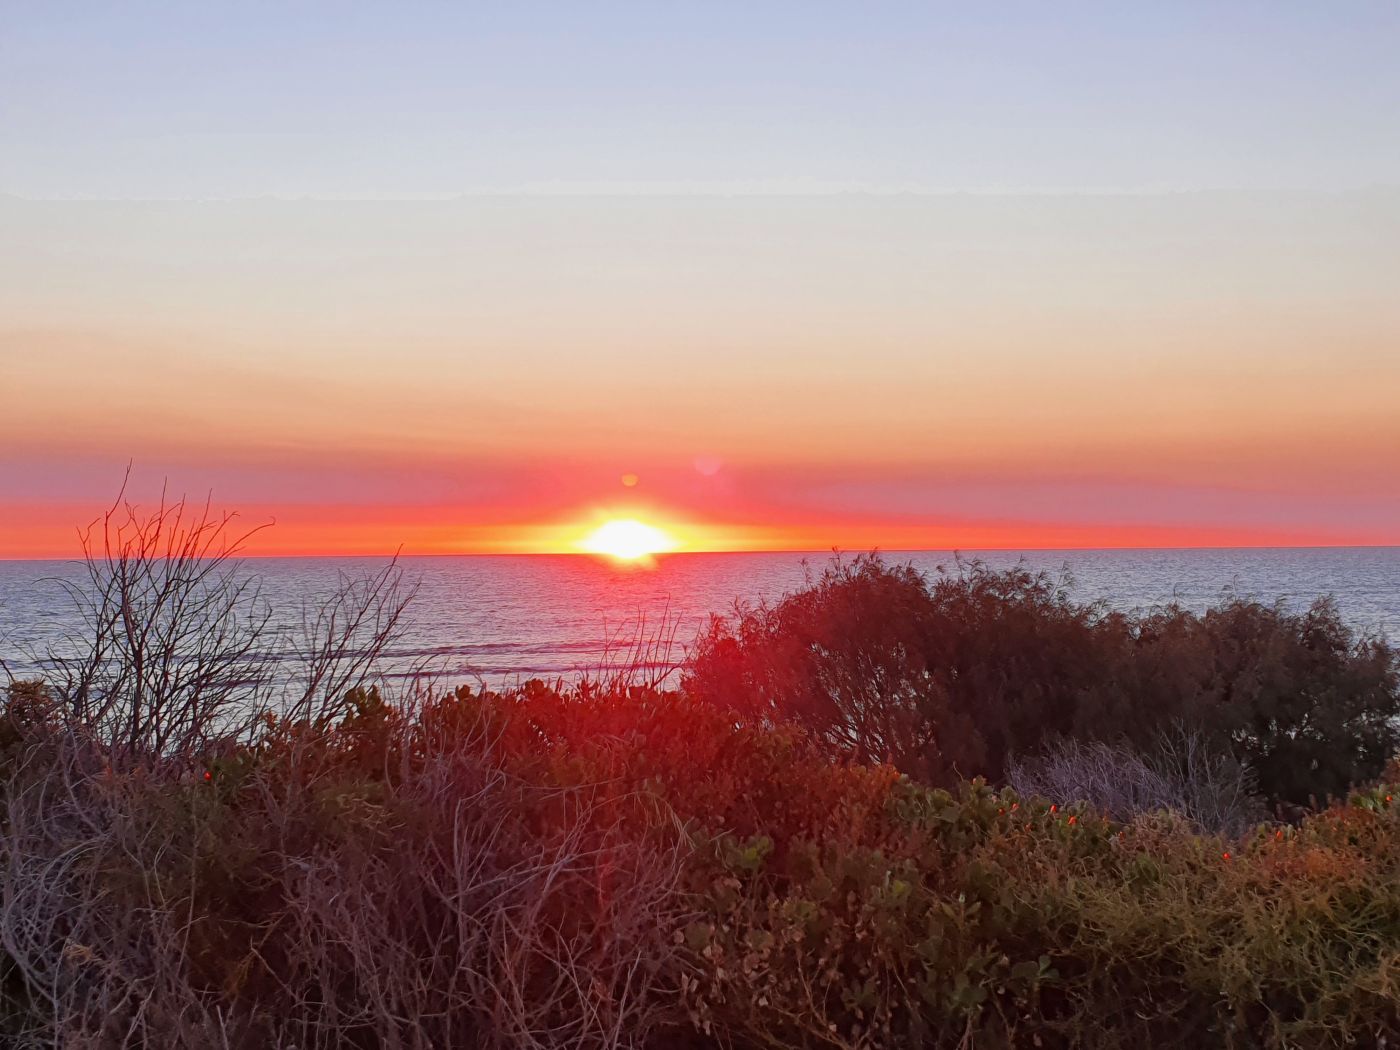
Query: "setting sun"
578 519 679 561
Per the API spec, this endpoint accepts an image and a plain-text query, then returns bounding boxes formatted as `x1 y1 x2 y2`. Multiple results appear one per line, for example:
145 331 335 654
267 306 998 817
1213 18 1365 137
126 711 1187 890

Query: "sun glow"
578 518 679 561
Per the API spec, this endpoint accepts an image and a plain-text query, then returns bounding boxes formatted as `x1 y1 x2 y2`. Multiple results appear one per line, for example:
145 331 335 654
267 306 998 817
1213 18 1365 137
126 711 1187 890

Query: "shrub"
682 555 967 782
1173 597 1399 806
681 775 1400 1048
686 554 1400 807
4 675 1400 1048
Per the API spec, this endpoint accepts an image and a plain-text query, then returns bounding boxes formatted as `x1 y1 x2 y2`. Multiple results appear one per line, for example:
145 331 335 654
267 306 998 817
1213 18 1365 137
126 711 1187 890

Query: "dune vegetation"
2 501 1399 1048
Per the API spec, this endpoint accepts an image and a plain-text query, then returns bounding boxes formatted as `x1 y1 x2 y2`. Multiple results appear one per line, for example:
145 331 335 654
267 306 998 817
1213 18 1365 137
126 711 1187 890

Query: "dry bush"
37 487 277 767
282 560 419 728
1007 726 1266 836
1151 722 1269 836
20 484 416 759
1007 737 1183 823
267 742 691 1049
586 607 687 694
0 683 695 1049
0 728 235 1047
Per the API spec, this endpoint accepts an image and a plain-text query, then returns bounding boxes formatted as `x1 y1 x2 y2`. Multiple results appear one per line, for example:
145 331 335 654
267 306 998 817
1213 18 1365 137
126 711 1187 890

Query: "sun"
578 518 678 561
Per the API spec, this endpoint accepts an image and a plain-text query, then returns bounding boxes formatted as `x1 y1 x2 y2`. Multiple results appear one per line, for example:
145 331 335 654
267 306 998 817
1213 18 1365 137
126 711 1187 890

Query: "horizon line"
4 541 1399 564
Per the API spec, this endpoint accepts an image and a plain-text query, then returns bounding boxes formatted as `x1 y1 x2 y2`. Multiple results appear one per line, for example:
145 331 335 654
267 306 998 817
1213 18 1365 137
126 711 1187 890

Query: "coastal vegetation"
688 553 1399 813
2 501 1398 1047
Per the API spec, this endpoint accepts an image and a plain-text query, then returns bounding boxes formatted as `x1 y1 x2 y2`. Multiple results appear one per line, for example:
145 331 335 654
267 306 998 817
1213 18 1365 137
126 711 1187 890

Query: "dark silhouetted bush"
681 555 973 782
1157 596 1400 806
686 554 1400 806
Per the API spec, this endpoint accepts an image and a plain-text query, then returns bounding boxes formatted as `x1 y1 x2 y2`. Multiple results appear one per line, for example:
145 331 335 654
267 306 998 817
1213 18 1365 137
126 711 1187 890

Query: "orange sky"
2 495 1391 562
3 192 1399 558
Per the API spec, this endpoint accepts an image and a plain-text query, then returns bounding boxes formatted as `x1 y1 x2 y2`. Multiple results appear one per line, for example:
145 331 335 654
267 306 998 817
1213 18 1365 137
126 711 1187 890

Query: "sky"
3 3 1399 556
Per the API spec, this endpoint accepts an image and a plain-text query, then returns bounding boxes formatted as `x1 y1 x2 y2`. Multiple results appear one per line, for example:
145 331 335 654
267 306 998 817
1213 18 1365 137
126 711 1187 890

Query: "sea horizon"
5 541 1399 564
7 546 1399 684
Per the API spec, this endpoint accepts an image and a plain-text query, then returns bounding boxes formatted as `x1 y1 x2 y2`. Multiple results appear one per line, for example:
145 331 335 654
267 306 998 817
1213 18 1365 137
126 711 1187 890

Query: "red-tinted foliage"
686 554 1400 805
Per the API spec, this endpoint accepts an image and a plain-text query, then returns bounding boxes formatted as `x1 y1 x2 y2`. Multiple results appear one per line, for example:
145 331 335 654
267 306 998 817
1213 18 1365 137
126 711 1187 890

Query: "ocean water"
2 548 1398 685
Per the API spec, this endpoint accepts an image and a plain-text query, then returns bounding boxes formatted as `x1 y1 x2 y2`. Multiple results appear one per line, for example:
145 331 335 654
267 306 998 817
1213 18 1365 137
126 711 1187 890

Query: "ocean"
2 548 1398 686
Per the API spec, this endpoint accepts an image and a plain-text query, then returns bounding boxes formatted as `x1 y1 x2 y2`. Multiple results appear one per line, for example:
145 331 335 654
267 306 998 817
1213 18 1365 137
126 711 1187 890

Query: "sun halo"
578 518 678 562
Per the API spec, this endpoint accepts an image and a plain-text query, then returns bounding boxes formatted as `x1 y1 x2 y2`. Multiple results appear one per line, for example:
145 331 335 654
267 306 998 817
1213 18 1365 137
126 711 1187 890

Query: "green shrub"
681 775 1400 1048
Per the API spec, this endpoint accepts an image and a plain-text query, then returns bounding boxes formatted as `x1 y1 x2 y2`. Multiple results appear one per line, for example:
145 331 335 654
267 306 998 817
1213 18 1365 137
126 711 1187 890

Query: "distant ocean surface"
2 548 1399 685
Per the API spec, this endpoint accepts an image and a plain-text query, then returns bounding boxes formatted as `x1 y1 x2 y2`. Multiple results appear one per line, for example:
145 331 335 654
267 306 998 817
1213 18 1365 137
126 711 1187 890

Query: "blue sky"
4 2 1399 198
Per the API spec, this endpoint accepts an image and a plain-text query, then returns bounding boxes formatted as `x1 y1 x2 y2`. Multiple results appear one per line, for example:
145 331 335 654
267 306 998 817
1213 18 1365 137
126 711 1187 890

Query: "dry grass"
0 688 694 1049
